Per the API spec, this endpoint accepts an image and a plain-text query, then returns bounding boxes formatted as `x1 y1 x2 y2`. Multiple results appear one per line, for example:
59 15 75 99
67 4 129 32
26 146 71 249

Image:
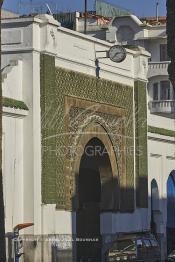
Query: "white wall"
2 60 23 100
2 115 24 232
148 134 175 232
101 209 149 234
1 14 150 239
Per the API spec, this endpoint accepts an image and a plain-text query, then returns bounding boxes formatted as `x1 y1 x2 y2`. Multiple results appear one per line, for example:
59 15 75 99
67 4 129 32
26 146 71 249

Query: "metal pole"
14 236 19 262
13 229 18 262
156 2 159 22
0 1 6 261
84 0 87 34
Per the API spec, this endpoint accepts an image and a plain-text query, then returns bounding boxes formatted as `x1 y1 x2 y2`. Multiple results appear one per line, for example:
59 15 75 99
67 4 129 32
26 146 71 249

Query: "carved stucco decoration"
63 96 127 211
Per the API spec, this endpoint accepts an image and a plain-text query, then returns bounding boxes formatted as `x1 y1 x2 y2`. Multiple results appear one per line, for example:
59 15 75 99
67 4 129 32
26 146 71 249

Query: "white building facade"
1 14 151 261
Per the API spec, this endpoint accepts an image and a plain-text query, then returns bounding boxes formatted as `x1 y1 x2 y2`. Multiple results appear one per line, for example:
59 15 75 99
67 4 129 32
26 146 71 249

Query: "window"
160 81 171 100
136 239 143 247
150 239 158 247
143 239 151 247
153 83 158 100
117 26 134 43
173 88 175 100
111 239 136 252
160 44 170 61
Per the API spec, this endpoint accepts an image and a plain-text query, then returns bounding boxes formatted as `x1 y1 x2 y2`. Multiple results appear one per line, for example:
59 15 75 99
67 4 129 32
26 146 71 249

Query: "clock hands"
112 52 122 59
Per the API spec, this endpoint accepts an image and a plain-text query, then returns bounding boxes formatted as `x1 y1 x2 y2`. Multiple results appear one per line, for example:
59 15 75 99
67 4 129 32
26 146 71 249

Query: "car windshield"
150 239 158 247
111 239 136 252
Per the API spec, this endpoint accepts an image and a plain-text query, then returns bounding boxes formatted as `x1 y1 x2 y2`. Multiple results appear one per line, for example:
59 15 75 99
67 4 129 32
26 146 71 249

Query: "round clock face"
108 45 126 63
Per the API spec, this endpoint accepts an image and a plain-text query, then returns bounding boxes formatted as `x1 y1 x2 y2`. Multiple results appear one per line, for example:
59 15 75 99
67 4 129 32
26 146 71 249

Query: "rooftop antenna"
30 0 33 13
84 0 87 34
156 1 159 23
18 0 22 14
45 3 53 15
55 3 58 13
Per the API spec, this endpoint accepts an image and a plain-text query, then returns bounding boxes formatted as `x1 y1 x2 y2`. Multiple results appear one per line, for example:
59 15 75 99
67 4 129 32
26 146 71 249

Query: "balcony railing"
148 61 170 78
149 100 175 116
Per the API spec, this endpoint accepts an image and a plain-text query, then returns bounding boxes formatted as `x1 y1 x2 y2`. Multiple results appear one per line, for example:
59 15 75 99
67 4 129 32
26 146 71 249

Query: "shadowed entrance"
76 137 113 261
151 179 159 236
167 171 175 254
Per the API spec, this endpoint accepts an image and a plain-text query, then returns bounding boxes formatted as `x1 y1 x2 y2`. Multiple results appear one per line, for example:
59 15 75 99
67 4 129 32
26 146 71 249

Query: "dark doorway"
151 179 159 236
76 137 113 262
167 171 175 254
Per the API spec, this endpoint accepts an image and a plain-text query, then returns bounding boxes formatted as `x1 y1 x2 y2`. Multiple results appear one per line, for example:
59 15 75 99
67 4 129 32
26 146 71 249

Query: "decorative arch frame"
72 123 120 211
64 96 126 211
64 96 127 212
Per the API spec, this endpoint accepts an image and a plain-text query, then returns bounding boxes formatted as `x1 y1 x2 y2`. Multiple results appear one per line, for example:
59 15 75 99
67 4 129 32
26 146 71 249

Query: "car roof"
115 233 155 241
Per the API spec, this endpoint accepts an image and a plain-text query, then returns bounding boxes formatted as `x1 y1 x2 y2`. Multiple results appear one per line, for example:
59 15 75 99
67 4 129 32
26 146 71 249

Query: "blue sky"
3 0 166 17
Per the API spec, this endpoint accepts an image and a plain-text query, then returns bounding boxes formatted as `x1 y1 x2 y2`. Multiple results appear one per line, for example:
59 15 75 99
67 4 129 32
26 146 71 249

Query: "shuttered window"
160 44 170 61
160 81 171 100
153 83 158 100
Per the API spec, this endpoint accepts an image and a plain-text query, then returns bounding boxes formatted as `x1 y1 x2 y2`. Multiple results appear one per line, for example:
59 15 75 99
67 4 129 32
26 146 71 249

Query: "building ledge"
2 97 29 118
148 61 170 78
148 126 175 138
2 97 29 110
3 106 29 118
149 100 175 117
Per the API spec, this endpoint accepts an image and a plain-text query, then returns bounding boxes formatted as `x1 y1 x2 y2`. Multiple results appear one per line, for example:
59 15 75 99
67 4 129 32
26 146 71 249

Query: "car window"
111 239 136 252
136 239 143 247
150 239 158 247
143 239 151 247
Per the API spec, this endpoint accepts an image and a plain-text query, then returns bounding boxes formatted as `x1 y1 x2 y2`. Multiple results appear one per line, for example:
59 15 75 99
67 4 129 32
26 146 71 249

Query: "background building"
1 8 19 19
98 14 175 259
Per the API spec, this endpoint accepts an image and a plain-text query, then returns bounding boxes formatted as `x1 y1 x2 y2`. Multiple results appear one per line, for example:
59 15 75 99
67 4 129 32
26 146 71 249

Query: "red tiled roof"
140 16 166 25
80 12 112 25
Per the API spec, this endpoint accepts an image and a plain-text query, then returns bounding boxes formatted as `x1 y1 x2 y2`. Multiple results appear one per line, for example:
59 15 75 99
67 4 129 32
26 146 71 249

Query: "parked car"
105 232 161 262
167 250 175 261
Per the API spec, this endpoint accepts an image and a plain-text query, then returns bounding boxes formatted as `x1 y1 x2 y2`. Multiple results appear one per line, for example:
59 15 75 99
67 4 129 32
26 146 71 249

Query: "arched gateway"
73 125 119 261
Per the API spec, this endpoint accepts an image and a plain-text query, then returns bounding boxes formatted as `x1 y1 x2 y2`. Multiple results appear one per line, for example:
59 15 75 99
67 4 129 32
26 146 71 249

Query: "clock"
108 45 126 63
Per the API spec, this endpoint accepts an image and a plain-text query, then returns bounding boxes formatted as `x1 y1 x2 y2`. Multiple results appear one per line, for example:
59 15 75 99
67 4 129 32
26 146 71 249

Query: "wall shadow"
71 183 174 262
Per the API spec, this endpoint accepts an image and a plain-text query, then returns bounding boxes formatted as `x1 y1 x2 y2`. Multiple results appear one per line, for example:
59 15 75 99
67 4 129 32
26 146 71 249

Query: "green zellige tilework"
2 97 28 110
40 54 57 204
40 54 146 211
148 126 175 138
134 81 148 208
